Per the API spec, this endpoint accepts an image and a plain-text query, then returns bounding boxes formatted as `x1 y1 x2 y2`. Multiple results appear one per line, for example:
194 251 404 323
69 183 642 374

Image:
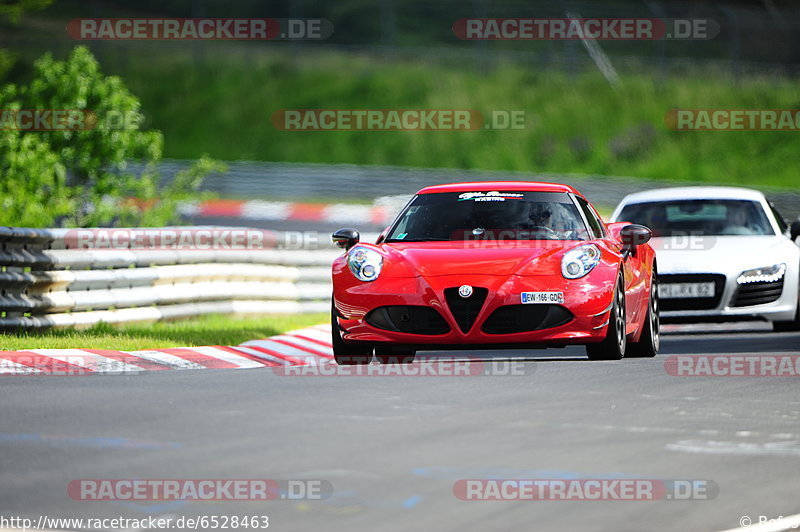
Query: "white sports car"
611 187 800 331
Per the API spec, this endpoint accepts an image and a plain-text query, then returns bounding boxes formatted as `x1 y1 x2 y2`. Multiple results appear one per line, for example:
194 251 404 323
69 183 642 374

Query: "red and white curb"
180 199 390 226
0 324 332 375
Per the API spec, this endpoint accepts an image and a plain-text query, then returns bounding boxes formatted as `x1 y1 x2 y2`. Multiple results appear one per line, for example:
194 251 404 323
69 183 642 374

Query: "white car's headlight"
348 247 383 282
737 263 786 284
561 244 601 279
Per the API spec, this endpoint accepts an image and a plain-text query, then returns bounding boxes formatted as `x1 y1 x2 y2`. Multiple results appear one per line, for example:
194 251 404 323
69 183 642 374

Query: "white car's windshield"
618 199 775 237
386 191 591 242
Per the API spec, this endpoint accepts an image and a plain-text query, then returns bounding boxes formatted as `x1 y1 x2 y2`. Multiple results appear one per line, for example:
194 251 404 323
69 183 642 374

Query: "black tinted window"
617 199 775 237
387 191 591 242
576 196 605 239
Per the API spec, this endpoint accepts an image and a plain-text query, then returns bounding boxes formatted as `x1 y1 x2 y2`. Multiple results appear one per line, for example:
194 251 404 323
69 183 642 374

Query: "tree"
0 46 224 227
0 0 51 23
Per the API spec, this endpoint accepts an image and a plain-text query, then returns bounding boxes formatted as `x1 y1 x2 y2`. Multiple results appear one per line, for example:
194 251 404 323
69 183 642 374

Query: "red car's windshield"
386 191 591 242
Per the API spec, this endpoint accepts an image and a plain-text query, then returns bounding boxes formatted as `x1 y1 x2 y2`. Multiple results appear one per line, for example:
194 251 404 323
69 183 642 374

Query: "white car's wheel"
773 298 800 332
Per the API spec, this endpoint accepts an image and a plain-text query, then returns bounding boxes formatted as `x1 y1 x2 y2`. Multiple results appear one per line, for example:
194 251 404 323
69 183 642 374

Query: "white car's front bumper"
650 235 799 323
659 267 798 322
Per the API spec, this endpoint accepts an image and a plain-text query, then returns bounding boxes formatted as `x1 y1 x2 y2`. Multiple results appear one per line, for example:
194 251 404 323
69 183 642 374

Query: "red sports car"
331 182 659 364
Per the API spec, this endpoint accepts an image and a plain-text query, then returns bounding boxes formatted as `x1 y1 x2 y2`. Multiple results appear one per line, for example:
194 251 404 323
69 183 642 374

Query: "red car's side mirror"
606 222 630 243
621 224 653 247
332 228 360 250
791 220 800 242
607 222 652 258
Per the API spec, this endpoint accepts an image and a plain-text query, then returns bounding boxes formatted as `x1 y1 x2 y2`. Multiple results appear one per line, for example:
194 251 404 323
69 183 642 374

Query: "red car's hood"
380 241 572 277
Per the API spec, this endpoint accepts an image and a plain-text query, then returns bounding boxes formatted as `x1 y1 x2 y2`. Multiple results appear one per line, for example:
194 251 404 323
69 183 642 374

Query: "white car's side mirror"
790 220 800 242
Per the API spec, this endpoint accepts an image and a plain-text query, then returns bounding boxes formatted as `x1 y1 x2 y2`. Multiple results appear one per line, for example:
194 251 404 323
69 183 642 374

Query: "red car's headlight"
561 244 601 279
348 247 383 282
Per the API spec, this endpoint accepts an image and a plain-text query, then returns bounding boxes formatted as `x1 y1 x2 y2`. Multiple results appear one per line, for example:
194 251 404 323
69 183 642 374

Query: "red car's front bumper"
333 271 617 348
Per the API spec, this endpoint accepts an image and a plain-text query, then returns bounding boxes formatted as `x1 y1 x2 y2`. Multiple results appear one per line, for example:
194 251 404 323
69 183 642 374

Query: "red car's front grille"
364 306 450 335
482 304 573 334
444 287 489 333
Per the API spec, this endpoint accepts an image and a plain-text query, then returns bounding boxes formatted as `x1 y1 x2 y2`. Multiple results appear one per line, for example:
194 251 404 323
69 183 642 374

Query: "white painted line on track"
288 328 334 345
232 345 292 365
190 346 268 369
269 335 333 357
667 439 800 457
239 339 324 365
124 350 206 370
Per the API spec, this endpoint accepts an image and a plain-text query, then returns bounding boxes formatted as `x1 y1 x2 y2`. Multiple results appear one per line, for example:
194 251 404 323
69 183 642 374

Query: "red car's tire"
628 269 660 358
374 347 416 364
586 272 626 361
331 302 373 365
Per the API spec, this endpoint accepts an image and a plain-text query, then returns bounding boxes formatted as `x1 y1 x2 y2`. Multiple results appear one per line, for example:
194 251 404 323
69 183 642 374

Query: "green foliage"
0 122 72 226
0 46 223 227
119 49 799 190
0 0 51 23
0 49 16 81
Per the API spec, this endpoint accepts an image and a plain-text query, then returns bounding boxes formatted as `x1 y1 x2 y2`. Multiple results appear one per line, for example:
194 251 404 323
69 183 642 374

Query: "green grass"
0 313 328 351
86 47 800 190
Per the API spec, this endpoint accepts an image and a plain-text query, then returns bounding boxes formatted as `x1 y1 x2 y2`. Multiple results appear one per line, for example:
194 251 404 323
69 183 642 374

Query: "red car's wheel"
628 269 660 358
586 272 626 360
331 303 373 365
374 347 416 364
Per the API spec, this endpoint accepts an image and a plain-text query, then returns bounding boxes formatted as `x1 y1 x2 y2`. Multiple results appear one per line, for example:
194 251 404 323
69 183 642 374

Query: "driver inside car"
525 203 556 237
722 204 761 235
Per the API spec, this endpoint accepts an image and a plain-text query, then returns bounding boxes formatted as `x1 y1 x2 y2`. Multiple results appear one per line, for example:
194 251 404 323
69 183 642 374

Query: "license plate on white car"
521 292 564 304
658 282 715 299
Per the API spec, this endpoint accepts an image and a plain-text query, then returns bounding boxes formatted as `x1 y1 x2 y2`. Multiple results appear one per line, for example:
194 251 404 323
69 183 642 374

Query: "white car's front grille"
731 278 784 307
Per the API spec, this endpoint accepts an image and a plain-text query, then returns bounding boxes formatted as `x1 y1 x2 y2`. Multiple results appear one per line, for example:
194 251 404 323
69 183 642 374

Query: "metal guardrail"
0 227 338 330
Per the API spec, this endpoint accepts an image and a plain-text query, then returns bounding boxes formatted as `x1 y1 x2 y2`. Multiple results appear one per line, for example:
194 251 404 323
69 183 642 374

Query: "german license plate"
658 282 715 299
521 292 564 304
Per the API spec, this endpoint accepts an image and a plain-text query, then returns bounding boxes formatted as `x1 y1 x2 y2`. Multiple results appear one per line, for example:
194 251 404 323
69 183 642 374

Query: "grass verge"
0 313 328 351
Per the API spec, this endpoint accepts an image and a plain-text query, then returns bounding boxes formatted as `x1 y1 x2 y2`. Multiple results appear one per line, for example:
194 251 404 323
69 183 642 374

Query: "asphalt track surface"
1 324 799 532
